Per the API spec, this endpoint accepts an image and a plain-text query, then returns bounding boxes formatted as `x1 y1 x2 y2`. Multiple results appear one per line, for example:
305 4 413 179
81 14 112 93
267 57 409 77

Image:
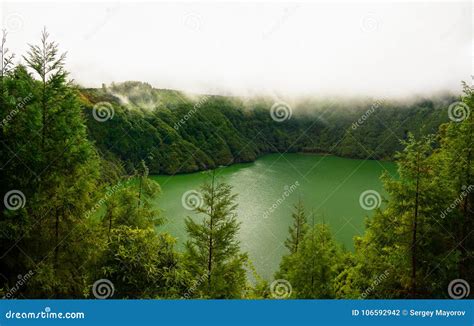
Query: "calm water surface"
151 153 396 280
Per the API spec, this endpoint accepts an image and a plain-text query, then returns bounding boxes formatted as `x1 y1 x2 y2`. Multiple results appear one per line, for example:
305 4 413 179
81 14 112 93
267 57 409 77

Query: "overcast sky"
1 1 472 97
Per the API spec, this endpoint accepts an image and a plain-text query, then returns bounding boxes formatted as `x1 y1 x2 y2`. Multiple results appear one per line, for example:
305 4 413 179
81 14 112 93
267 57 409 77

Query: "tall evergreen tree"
284 199 308 254
95 161 188 298
343 133 455 298
184 172 247 298
0 29 102 297
288 223 342 298
436 84 474 286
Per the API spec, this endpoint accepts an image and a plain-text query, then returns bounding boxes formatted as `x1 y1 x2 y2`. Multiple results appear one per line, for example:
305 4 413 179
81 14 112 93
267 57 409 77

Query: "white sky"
1 1 472 97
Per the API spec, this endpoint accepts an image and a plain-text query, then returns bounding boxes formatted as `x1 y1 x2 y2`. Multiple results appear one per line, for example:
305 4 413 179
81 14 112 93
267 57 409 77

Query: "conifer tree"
436 84 474 286
184 172 247 298
285 199 308 254
2 29 102 297
288 223 342 298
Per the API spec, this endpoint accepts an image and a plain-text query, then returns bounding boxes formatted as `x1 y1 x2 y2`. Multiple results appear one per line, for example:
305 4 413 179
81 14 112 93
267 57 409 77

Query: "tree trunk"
138 176 143 207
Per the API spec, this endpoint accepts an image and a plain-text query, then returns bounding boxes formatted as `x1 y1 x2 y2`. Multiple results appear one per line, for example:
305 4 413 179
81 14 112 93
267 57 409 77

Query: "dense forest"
0 30 472 299
82 81 453 175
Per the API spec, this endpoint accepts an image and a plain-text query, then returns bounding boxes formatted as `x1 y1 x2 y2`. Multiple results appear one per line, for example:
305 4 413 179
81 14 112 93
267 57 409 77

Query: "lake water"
151 154 396 280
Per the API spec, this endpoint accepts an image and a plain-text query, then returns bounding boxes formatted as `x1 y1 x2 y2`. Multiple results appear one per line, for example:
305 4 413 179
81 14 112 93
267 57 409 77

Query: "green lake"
151 153 396 280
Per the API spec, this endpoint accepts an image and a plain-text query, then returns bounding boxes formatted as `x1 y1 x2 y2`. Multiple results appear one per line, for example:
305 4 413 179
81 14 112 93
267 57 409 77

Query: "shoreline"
150 152 395 177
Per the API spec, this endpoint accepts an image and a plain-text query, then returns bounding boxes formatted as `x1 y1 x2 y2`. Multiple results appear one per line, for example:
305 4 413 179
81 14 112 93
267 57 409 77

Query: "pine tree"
0 29 14 106
1 29 102 297
284 199 308 254
184 172 247 298
347 133 452 298
436 84 474 287
97 226 188 298
287 223 342 298
96 162 186 298
23 27 66 148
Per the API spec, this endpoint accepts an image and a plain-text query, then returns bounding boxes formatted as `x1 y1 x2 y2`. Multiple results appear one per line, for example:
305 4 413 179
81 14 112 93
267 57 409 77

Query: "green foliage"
276 203 343 299
338 89 474 299
0 29 472 300
81 83 453 175
284 199 309 254
288 224 343 298
97 226 188 299
184 173 248 298
94 163 189 298
434 84 474 290
0 29 101 297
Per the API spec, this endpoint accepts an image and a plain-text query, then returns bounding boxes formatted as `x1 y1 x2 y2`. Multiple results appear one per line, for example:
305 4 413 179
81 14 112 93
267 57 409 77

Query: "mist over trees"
0 31 472 299
83 81 454 175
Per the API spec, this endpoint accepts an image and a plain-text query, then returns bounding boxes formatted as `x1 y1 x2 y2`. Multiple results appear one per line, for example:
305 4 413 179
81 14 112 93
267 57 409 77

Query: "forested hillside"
81 82 454 175
1 30 472 300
